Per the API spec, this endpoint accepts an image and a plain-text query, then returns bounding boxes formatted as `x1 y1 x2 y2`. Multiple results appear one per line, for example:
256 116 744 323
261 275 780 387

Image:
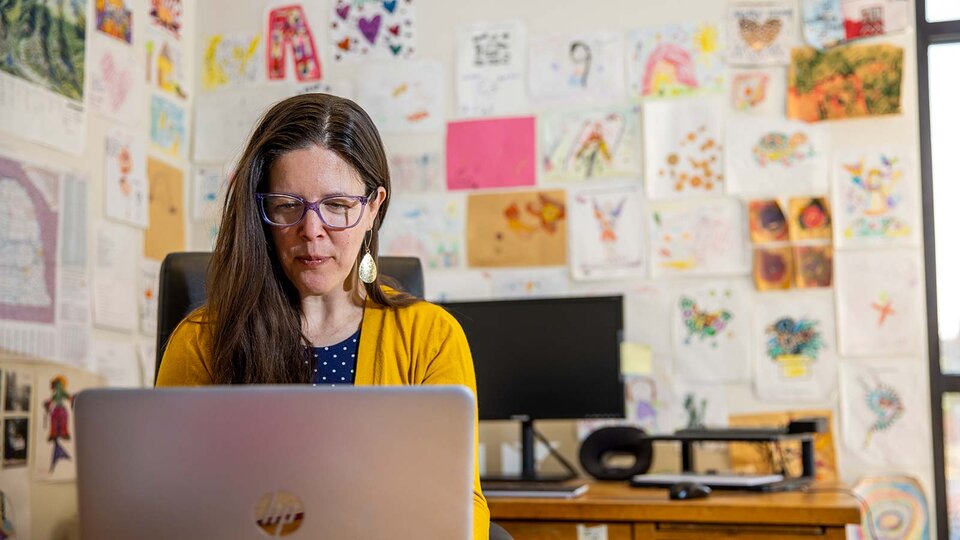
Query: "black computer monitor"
440 295 624 481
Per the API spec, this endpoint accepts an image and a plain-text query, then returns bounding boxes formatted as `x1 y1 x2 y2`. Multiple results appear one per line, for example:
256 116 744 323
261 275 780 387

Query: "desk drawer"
500 521 632 540
634 523 847 539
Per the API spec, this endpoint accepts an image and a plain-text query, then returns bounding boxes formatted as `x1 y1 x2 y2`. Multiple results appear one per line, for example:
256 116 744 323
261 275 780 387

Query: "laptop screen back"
75 386 474 539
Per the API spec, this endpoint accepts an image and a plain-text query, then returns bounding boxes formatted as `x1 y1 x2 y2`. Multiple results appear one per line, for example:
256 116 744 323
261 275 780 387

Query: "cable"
799 485 878 540
530 425 578 480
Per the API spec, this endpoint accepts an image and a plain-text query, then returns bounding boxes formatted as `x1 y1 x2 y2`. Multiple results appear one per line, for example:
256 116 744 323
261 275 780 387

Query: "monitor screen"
440 296 624 421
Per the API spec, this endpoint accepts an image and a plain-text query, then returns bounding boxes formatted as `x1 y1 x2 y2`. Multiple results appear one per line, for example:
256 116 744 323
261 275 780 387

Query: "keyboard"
630 473 786 488
482 480 589 499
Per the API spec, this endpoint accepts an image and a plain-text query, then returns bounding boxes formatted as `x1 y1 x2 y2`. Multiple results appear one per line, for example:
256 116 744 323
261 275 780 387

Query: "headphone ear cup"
578 426 653 481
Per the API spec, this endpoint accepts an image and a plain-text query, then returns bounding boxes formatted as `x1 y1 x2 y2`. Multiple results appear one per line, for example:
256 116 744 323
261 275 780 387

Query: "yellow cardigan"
156 294 490 540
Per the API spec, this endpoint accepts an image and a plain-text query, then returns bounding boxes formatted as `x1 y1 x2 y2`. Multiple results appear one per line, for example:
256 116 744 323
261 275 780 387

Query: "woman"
156 93 489 538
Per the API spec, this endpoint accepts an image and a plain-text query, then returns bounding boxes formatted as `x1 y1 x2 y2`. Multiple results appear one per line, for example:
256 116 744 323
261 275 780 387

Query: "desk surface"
488 481 861 527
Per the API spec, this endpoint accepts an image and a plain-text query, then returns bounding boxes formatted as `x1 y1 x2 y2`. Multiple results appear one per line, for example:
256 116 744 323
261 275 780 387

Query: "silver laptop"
75 386 475 539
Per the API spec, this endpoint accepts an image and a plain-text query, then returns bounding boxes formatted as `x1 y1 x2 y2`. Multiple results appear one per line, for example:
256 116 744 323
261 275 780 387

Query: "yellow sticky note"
620 343 652 375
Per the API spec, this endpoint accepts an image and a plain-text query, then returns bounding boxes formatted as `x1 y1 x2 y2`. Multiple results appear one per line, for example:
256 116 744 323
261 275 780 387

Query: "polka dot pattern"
308 329 360 387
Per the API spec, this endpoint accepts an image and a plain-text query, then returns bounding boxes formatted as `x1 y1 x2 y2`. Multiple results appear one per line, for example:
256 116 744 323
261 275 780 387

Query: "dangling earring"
358 231 378 284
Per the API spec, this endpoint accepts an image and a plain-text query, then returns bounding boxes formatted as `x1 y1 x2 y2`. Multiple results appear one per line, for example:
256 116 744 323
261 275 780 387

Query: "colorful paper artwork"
753 290 838 402
149 0 181 38
753 246 793 290
842 0 910 41
835 249 923 357
203 34 263 91
104 128 148 228
787 197 831 241
423 269 492 302
388 153 443 193
33 366 101 481
528 32 626 103
793 245 833 288
788 44 903 122
0 154 60 325
673 381 729 430
627 23 725 99
466 190 567 268
357 61 443 133
446 117 536 190
569 186 646 280
748 199 788 244
848 475 930 540
330 0 416 61
647 198 748 277
725 117 828 196
624 372 675 434
96 0 133 44
643 99 724 199
455 20 527 117
149 94 186 159
540 106 642 182
0 0 86 101
728 410 838 482
802 0 845 49
144 158 185 260
146 29 188 99
266 5 322 81
833 148 919 247
489 267 570 299
576 370 676 438
671 280 752 382
88 36 141 125
841 359 926 466
379 193 465 270
726 4 795 65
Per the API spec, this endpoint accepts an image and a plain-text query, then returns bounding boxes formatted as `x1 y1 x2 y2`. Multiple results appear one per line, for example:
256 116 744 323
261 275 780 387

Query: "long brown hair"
207 93 416 384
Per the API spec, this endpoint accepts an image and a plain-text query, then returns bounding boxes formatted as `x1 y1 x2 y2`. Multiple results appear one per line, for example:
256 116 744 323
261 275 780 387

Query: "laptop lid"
75 385 475 540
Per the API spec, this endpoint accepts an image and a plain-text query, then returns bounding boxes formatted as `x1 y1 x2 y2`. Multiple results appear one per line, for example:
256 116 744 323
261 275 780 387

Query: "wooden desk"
488 482 861 540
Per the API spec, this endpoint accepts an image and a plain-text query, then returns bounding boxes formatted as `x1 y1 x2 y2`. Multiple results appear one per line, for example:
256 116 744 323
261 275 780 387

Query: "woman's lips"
296 256 330 268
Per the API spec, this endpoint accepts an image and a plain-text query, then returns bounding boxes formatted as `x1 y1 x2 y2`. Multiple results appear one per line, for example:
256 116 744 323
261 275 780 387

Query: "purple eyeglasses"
256 193 369 229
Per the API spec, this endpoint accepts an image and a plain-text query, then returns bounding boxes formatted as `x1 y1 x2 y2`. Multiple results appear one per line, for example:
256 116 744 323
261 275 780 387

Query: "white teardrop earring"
358 232 378 284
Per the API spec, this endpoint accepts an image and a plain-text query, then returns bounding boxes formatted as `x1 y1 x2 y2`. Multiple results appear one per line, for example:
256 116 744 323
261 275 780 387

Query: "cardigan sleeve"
155 310 215 386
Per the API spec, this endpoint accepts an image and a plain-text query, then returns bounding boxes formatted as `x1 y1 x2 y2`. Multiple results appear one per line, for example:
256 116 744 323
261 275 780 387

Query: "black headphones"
578 426 653 481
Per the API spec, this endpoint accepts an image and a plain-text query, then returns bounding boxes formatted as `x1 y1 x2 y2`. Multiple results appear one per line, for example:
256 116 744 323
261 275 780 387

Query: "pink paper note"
446 117 536 190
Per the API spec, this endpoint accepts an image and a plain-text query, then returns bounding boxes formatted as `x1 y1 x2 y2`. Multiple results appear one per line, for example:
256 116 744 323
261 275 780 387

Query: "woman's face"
266 145 385 300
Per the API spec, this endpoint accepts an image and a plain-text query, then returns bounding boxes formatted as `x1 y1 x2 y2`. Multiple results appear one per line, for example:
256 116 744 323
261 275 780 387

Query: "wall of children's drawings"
0 0 937 537
0 0 196 536
186 1 933 535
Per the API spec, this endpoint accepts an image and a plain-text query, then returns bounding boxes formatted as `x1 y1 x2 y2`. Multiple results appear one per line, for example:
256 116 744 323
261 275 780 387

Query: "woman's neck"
300 289 365 347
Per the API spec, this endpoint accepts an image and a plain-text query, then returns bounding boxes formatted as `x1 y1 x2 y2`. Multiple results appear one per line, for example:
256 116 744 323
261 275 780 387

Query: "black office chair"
154 251 424 379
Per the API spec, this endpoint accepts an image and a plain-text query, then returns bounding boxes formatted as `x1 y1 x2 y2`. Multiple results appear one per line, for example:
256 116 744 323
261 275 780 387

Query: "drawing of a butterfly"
679 296 732 345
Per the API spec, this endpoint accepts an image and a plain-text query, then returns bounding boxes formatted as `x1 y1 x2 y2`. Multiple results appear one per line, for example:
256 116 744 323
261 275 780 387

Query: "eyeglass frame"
255 192 371 230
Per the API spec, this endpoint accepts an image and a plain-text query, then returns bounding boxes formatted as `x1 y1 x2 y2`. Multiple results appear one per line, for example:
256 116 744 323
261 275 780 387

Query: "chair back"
154 252 424 380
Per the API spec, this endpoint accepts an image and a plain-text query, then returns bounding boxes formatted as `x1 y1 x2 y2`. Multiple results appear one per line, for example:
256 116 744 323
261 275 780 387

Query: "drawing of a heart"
359 15 382 44
383 0 397 13
335 3 350 20
390 44 402 56
337 38 351 51
739 18 782 51
388 24 400 36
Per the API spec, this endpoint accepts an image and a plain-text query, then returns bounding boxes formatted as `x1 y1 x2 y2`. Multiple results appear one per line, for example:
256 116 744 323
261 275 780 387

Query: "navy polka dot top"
306 329 360 387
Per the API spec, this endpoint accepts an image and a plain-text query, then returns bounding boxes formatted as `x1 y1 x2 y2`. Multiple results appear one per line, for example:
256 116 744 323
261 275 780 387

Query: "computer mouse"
668 481 712 500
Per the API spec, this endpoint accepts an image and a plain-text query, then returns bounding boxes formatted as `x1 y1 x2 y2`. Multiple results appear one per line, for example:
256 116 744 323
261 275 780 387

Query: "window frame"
917 3 960 539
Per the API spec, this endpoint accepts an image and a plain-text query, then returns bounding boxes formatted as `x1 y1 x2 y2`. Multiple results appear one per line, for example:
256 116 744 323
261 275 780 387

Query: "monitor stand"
480 418 578 483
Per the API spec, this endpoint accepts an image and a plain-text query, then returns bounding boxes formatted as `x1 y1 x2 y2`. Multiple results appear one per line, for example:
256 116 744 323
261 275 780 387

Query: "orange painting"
787 44 903 122
466 190 567 267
